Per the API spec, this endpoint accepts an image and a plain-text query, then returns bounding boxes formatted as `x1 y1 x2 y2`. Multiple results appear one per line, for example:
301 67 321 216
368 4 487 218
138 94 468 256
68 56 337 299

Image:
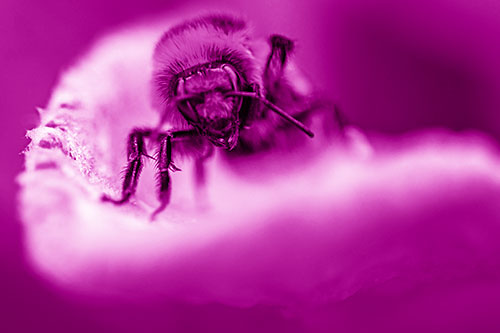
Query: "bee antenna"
225 91 315 138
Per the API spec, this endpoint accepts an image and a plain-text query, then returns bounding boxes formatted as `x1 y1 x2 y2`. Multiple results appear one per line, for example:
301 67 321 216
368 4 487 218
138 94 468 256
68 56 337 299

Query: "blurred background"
2 0 500 331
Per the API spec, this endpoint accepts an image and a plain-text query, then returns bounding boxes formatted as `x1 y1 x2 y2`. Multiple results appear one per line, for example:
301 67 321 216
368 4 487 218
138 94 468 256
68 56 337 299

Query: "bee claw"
143 153 156 160
150 200 168 221
169 163 181 172
149 211 158 222
101 193 131 205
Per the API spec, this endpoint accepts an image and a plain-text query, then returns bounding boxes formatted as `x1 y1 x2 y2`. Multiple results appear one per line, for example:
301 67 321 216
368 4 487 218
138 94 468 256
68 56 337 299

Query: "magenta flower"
18 12 500 332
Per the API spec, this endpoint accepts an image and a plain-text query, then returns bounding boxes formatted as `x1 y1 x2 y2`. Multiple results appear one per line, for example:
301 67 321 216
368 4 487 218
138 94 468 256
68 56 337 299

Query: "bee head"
175 63 243 150
152 13 264 149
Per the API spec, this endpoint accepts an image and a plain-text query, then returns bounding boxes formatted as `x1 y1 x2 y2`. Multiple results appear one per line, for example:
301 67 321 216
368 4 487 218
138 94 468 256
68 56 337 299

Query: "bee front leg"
263 34 294 95
150 129 202 219
194 144 214 208
151 133 183 219
194 144 214 187
102 129 151 205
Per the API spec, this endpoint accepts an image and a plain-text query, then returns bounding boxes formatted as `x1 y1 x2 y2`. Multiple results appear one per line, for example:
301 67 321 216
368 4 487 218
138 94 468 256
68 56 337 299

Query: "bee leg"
150 129 202 219
151 134 175 219
102 129 151 205
193 145 214 208
263 34 294 94
195 144 214 187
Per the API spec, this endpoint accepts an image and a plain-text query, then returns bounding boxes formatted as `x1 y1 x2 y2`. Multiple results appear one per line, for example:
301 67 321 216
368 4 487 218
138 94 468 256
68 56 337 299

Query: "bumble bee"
102 13 345 217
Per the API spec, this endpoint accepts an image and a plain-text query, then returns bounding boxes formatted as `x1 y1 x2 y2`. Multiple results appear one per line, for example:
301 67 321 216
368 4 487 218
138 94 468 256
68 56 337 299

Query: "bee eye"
222 64 239 90
178 94 205 119
178 100 198 123
175 78 203 122
189 94 205 105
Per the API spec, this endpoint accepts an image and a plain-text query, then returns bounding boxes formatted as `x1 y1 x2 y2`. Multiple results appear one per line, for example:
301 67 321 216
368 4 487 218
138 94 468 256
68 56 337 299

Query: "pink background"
3 0 500 331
